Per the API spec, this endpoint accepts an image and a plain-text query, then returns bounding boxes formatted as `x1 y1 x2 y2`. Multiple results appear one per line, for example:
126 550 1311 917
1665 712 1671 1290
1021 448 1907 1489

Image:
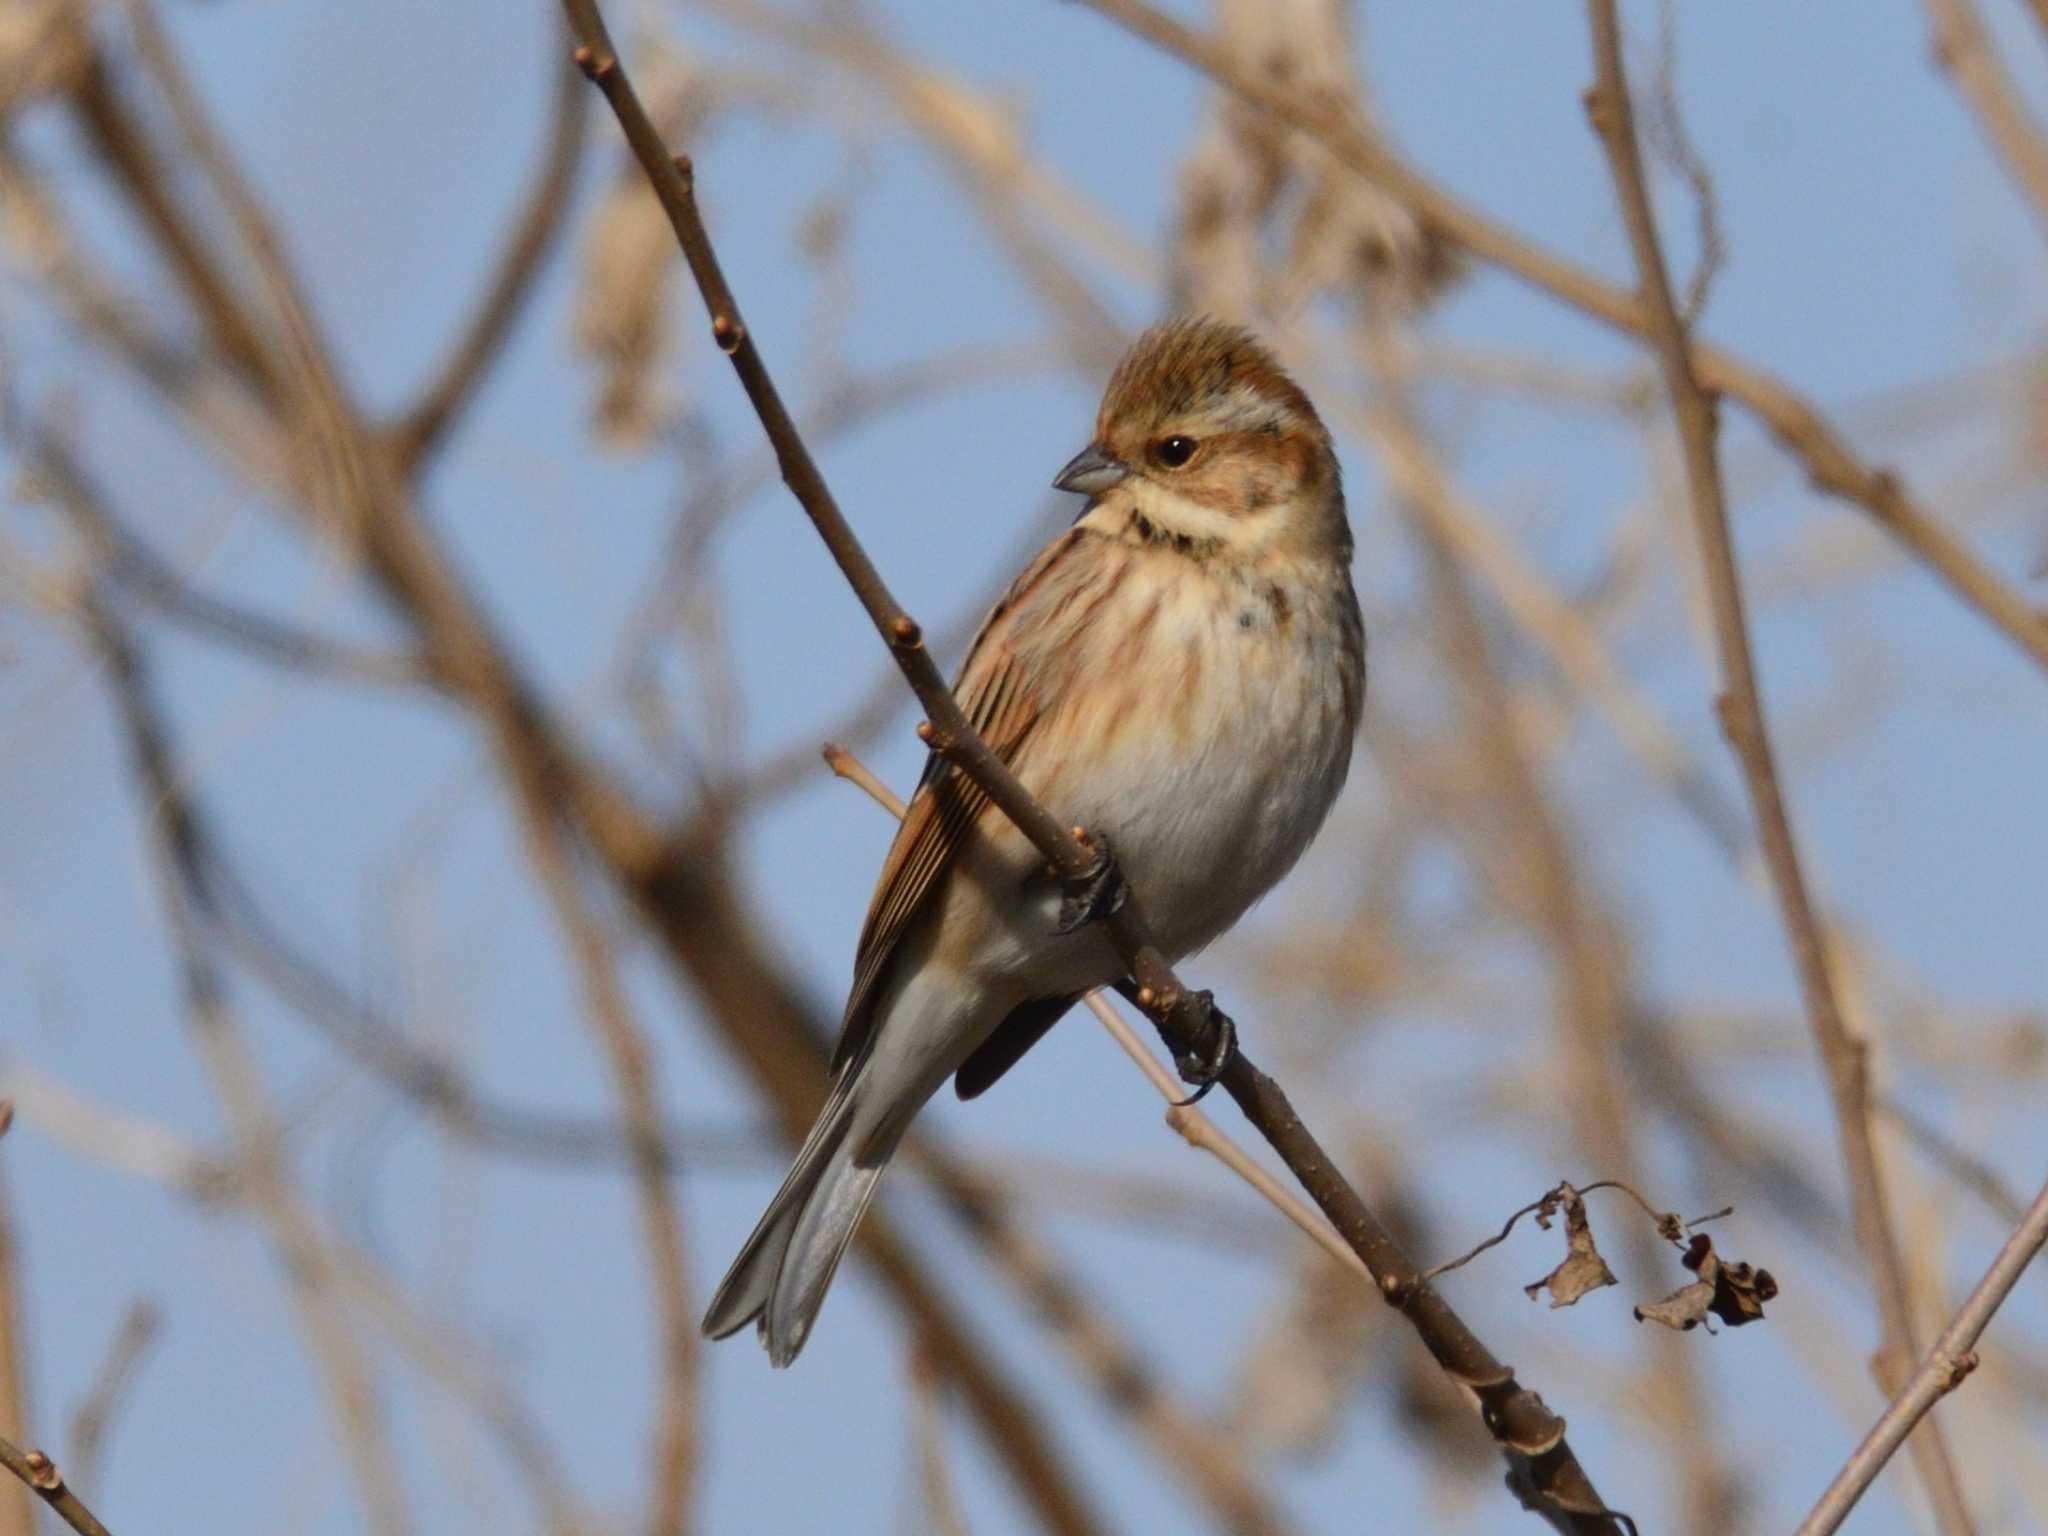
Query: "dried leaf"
1634 1233 1777 1332
1523 1185 1617 1309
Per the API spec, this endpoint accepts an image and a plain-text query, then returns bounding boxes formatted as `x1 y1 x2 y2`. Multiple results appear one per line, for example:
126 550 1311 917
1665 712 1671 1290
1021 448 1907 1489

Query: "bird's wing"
829 530 1086 1078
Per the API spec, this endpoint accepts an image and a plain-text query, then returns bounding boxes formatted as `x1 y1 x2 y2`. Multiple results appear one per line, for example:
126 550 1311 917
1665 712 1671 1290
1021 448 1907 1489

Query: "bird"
702 316 1366 1365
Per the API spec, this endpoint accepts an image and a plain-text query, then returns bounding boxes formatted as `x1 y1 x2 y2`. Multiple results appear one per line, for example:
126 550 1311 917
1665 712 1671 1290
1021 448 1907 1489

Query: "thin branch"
0 1109 27 1536
516 812 696 1536
1580 7 1975 1531
389 47 590 470
0 1438 114 1536
1924 0 2048 239
90 13 1109 1528
1794 1168 2048 1535
1880 1098 2032 1225
63 1304 159 1496
4 1069 588 1536
66 46 278 394
1070 0 2048 679
29 425 432 690
563 7 1626 1526
83 591 415 1536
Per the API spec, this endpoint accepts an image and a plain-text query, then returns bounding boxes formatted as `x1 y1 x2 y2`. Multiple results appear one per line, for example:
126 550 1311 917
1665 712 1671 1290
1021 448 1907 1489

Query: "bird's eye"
1153 435 1199 469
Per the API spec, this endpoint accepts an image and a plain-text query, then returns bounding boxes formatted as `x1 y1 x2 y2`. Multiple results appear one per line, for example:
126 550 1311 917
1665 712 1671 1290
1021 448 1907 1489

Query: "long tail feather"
700 1077 883 1365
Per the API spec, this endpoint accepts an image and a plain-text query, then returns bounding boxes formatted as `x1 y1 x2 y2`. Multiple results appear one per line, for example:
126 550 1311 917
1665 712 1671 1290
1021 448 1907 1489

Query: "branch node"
23 1451 61 1493
1581 85 1615 133
1940 1350 1980 1392
571 45 615 82
889 614 923 649
711 313 745 354
671 152 695 187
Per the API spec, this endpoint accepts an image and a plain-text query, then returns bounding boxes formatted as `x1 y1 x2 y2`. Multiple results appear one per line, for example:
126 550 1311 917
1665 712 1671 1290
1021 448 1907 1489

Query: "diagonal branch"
1794 1167 2048 1536
388 46 590 471
1580 6 1975 1533
1924 0 2048 239
0 1438 113 1536
560 3 1627 1526
1070 0 2048 680
32 15 1116 1536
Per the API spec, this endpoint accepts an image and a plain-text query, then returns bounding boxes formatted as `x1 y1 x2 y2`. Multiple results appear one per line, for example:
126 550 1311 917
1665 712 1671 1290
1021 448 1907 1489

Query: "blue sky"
2 1 2046 1533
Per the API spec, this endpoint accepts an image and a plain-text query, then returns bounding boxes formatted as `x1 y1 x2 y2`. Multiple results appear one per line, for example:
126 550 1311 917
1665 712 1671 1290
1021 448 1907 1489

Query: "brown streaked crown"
1087 318 1345 544
1095 318 1325 447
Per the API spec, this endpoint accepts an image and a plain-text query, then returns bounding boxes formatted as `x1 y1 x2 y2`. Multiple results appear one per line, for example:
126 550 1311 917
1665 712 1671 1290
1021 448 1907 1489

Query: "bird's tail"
700 1075 886 1367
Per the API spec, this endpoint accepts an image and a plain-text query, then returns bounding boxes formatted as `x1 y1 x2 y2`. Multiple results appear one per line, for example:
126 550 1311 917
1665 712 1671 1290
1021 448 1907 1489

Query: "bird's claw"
1056 834 1127 934
1171 993 1236 1107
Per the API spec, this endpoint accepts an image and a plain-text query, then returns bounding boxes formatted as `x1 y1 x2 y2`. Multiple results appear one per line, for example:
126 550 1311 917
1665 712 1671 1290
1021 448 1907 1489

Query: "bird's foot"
1056 832 1128 934
1171 993 1236 1107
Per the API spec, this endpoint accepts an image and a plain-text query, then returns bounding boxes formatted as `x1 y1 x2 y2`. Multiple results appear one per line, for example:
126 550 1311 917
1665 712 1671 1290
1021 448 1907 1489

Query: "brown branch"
83 14 1109 1529
66 46 278 394
1361 305 1738 1531
2 1068 589 1536
1794 1168 2048 1535
1580 6 1975 1532
0 1110 27 1536
84 591 415 1536
388 47 589 470
1925 0 2048 238
0 1438 113 1536
30 425 432 690
516 812 696 1536
561 6 1626 1527
1070 0 2048 679
63 1304 158 1496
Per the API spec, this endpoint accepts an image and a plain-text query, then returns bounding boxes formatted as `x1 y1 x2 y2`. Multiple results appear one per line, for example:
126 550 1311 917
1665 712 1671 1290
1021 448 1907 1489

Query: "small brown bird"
704 317 1366 1364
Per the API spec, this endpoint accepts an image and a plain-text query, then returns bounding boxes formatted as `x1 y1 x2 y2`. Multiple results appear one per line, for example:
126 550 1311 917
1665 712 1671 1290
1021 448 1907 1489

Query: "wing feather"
829 531 1087 1077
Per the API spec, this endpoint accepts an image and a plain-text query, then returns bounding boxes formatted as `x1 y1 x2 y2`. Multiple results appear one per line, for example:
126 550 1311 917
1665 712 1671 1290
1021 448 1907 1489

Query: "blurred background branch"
0 0 2042 1533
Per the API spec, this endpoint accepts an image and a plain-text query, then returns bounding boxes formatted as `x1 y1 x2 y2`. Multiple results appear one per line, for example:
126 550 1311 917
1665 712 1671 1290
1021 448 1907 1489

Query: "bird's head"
1053 317 1348 559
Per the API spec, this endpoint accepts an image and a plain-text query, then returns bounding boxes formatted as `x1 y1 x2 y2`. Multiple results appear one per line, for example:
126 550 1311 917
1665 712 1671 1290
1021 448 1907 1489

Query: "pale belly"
955 569 1359 999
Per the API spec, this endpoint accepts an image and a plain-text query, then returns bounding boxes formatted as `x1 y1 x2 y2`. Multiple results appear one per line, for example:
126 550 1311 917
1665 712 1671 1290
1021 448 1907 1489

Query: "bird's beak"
1051 443 1128 497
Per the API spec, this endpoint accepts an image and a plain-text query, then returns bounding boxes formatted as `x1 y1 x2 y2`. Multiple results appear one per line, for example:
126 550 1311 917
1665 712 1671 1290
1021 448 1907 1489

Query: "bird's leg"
1169 991 1236 1107
1055 829 1128 934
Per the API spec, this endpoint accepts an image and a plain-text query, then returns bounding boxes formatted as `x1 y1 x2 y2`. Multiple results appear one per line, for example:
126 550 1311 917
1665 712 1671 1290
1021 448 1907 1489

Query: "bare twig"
86 592 415 1536
1794 1168 2048 1535
105 14 1111 1529
1580 7 1975 1530
908 1351 971 1536
516 813 696 1536
1924 0 2048 238
0 1438 114 1536
3 1069 588 1536
26 425 432 690
1070 0 2048 678
389 47 589 469
1880 1098 2032 1225
0 1110 27 1536
64 1304 160 1495
563 8 1626 1526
